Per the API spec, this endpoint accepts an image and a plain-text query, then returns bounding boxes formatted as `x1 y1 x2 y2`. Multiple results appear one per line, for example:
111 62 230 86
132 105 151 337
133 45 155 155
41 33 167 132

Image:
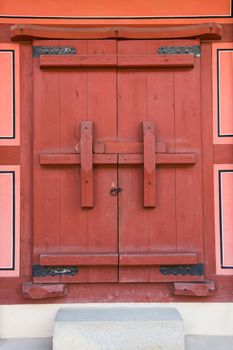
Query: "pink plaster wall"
0 166 20 277
213 43 233 144
214 165 233 275
0 44 20 146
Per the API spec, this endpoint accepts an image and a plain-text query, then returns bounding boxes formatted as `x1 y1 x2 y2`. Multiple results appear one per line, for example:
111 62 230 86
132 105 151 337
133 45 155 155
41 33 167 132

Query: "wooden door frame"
0 23 232 302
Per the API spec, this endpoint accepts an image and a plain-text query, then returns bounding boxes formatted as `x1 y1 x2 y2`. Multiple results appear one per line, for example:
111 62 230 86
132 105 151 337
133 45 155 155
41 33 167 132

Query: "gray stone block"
53 307 184 350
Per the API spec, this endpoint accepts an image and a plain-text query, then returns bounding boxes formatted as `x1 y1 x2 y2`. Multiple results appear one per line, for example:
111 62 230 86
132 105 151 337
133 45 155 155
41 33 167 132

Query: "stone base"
53 307 184 350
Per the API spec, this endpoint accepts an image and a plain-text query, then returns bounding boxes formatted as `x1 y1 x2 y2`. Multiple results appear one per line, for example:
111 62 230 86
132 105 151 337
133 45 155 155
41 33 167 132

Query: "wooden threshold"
11 23 222 40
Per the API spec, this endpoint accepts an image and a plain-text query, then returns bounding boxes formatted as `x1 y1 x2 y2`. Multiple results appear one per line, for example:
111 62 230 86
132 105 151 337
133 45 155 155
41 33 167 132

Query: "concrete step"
53 307 184 350
0 336 233 350
0 338 52 350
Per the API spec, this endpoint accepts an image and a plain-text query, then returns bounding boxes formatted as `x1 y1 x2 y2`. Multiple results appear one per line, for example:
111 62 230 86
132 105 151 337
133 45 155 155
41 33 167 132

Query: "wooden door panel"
33 38 204 285
118 40 176 282
118 39 204 282
33 39 118 283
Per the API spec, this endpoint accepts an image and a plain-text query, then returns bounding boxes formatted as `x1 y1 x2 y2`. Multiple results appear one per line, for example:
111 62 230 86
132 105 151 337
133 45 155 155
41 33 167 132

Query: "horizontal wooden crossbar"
40 153 196 165
93 141 166 154
119 253 198 265
40 54 194 69
40 253 198 266
40 254 118 266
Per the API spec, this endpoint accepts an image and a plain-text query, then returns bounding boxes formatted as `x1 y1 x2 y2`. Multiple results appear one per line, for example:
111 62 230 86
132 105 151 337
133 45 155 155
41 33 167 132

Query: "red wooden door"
32 39 204 284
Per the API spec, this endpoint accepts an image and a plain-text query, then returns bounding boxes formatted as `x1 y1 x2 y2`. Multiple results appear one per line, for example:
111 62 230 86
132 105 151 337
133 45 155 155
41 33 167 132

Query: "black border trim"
218 169 233 269
0 1 232 20
0 171 15 271
217 49 233 138
0 15 232 19
0 50 16 140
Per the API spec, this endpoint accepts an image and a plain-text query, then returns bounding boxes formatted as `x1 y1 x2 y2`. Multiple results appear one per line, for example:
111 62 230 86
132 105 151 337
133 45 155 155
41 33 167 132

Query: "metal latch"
32 265 78 277
160 263 204 276
32 46 77 57
157 45 200 57
110 187 123 196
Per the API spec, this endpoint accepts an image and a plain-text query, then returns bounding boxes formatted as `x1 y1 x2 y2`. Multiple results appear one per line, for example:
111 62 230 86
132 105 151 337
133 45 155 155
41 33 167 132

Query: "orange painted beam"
1 0 231 18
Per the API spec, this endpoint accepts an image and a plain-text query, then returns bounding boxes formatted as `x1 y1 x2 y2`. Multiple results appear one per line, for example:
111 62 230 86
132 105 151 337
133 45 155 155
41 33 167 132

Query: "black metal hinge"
32 265 78 277
160 263 204 276
32 46 77 57
157 45 200 57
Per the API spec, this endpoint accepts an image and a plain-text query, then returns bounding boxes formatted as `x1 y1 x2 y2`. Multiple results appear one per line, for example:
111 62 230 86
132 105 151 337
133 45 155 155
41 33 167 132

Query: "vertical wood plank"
59 39 118 283
143 120 156 207
80 120 93 208
201 43 216 274
33 39 61 283
85 39 118 283
118 40 150 282
146 39 177 282
59 39 90 283
20 43 32 278
174 39 204 263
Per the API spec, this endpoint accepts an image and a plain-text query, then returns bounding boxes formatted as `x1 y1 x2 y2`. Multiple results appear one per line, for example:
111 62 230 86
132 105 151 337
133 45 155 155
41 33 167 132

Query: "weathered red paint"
31 38 204 286
0 24 232 303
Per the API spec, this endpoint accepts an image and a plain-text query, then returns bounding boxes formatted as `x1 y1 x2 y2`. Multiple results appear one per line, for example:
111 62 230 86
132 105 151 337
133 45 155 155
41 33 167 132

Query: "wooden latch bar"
40 120 196 209
143 121 156 208
80 121 93 208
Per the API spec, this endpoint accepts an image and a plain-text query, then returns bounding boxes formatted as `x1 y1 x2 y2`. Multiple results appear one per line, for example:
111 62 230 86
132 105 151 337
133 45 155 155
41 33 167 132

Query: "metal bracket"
32 46 77 57
160 263 204 276
32 265 78 277
157 45 200 57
